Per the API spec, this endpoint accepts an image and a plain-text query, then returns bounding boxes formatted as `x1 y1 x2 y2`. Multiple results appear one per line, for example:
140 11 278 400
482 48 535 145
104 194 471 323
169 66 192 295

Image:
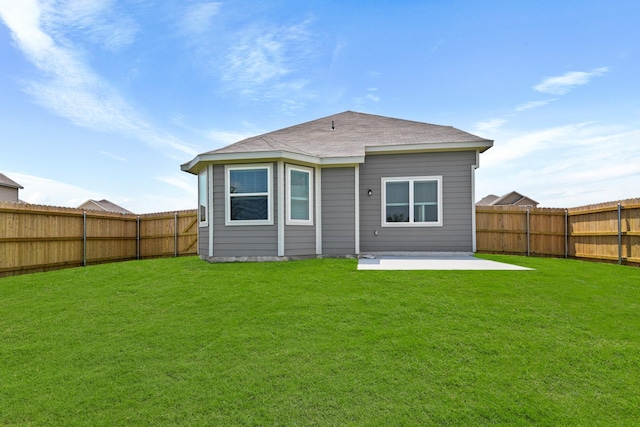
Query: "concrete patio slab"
357 255 533 271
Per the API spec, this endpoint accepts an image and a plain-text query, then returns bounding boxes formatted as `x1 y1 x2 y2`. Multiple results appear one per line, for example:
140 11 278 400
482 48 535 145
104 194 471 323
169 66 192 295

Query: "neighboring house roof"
0 173 24 189
182 111 493 174
477 191 539 207
79 199 134 214
476 194 499 206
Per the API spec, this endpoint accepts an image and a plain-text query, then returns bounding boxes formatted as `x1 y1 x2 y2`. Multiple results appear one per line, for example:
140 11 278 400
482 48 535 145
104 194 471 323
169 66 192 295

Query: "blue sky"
1 0 639 213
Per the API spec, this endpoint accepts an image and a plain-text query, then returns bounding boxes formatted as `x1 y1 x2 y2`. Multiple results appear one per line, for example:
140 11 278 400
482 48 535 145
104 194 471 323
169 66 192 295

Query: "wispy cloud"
205 129 260 146
477 124 640 207
515 99 556 111
0 0 196 158
180 2 221 36
48 0 140 52
481 122 593 168
475 118 507 132
99 150 128 163
156 173 197 196
223 19 315 90
534 67 609 95
8 171 104 207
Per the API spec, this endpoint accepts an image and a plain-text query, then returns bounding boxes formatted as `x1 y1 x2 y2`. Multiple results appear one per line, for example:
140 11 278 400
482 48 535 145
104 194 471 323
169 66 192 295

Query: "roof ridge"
261 135 317 156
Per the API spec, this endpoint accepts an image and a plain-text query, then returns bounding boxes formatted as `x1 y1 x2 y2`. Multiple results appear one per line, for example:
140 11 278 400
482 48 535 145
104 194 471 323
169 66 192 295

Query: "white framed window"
225 164 273 226
286 164 313 226
381 176 443 227
198 169 208 227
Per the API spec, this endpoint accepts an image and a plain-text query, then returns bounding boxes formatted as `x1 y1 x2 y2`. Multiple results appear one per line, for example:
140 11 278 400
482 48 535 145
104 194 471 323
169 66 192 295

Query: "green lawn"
1 255 639 426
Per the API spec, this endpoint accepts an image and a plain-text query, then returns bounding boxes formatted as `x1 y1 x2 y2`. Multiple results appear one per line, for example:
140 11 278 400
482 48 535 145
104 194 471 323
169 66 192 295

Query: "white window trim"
286 164 314 226
198 169 208 227
225 163 274 226
381 176 443 227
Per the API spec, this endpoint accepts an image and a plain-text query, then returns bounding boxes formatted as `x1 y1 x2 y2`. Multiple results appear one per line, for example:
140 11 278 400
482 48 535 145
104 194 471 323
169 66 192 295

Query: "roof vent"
331 120 335 130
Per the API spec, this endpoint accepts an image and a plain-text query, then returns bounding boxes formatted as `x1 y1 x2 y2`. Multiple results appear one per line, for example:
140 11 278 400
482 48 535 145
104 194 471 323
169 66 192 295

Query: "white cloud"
156 173 197 196
49 0 139 51
366 93 380 102
8 171 104 207
99 150 128 162
515 99 556 111
534 67 609 95
476 124 640 208
475 118 507 132
0 0 195 158
205 129 259 146
481 122 593 168
223 19 314 89
180 2 221 36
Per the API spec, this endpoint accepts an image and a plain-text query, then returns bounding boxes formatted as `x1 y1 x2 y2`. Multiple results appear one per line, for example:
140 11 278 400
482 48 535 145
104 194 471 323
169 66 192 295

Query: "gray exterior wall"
212 163 278 257
321 167 356 255
359 151 476 253
283 163 317 256
0 186 19 203
198 226 209 256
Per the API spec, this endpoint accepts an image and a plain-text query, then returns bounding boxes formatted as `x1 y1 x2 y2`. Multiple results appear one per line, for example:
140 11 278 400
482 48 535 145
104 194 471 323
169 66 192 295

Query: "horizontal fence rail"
1 198 639 277
476 198 640 266
0 202 197 277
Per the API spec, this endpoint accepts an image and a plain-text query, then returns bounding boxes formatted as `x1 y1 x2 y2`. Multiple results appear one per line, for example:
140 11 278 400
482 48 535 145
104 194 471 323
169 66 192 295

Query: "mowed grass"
1 256 639 426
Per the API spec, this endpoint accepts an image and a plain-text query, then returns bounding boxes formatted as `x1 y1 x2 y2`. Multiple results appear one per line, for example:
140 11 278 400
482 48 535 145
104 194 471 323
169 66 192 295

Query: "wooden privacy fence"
476 198 640 265
0 202 198 277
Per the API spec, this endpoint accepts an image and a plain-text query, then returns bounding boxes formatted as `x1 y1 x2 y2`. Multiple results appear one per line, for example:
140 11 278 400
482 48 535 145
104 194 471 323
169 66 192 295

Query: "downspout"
471 151 479 253
277 161 285 257
315 166 322 255
208 164 214 257
354 164 360 255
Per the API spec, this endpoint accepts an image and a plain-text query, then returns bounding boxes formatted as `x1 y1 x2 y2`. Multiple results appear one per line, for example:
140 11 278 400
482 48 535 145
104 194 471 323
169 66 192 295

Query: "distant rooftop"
79 199 134 214
0 173 24 189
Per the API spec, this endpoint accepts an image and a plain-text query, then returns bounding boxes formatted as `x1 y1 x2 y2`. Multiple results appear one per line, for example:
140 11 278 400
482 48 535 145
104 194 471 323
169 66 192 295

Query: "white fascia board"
182 151 365 174
365 141 494 155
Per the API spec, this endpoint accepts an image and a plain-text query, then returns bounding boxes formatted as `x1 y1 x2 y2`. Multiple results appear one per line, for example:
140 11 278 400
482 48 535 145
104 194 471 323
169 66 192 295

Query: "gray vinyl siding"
359 151 476 253
284 163 317 256
321 167 356 255
0 187 18 202
198 226 209 256
212 163 278 257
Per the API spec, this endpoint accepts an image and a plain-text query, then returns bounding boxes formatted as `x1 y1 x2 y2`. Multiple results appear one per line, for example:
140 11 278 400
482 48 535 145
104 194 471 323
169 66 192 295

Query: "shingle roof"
182 111 493 173
207 111 491 158
0 173 23 189
80 199 134 214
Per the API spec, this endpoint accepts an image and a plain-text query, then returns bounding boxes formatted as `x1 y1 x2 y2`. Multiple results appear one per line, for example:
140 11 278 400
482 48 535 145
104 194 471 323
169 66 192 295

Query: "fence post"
83 211 87 267
174 212 178 257
618 203 622 265
564 209 568 258
137 216 140 260
526 208 530 256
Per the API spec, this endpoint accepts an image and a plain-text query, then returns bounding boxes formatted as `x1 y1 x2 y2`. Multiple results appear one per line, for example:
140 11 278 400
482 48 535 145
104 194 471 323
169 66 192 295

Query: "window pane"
290 170 309 199
385 181 409 222
414 181 437 203
199 171 207 222
386 205 409 222
230 169 268 194
230 196 268 220
386 181 409 204
414 180 438 222
291 199 309 220
290 169 310 220
415 204 438 222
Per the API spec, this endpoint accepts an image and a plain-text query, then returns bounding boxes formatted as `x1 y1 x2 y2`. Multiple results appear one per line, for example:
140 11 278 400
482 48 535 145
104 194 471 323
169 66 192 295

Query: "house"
0 173 23 203
78 199 134 214
477 191 539 207
181 111 493 261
